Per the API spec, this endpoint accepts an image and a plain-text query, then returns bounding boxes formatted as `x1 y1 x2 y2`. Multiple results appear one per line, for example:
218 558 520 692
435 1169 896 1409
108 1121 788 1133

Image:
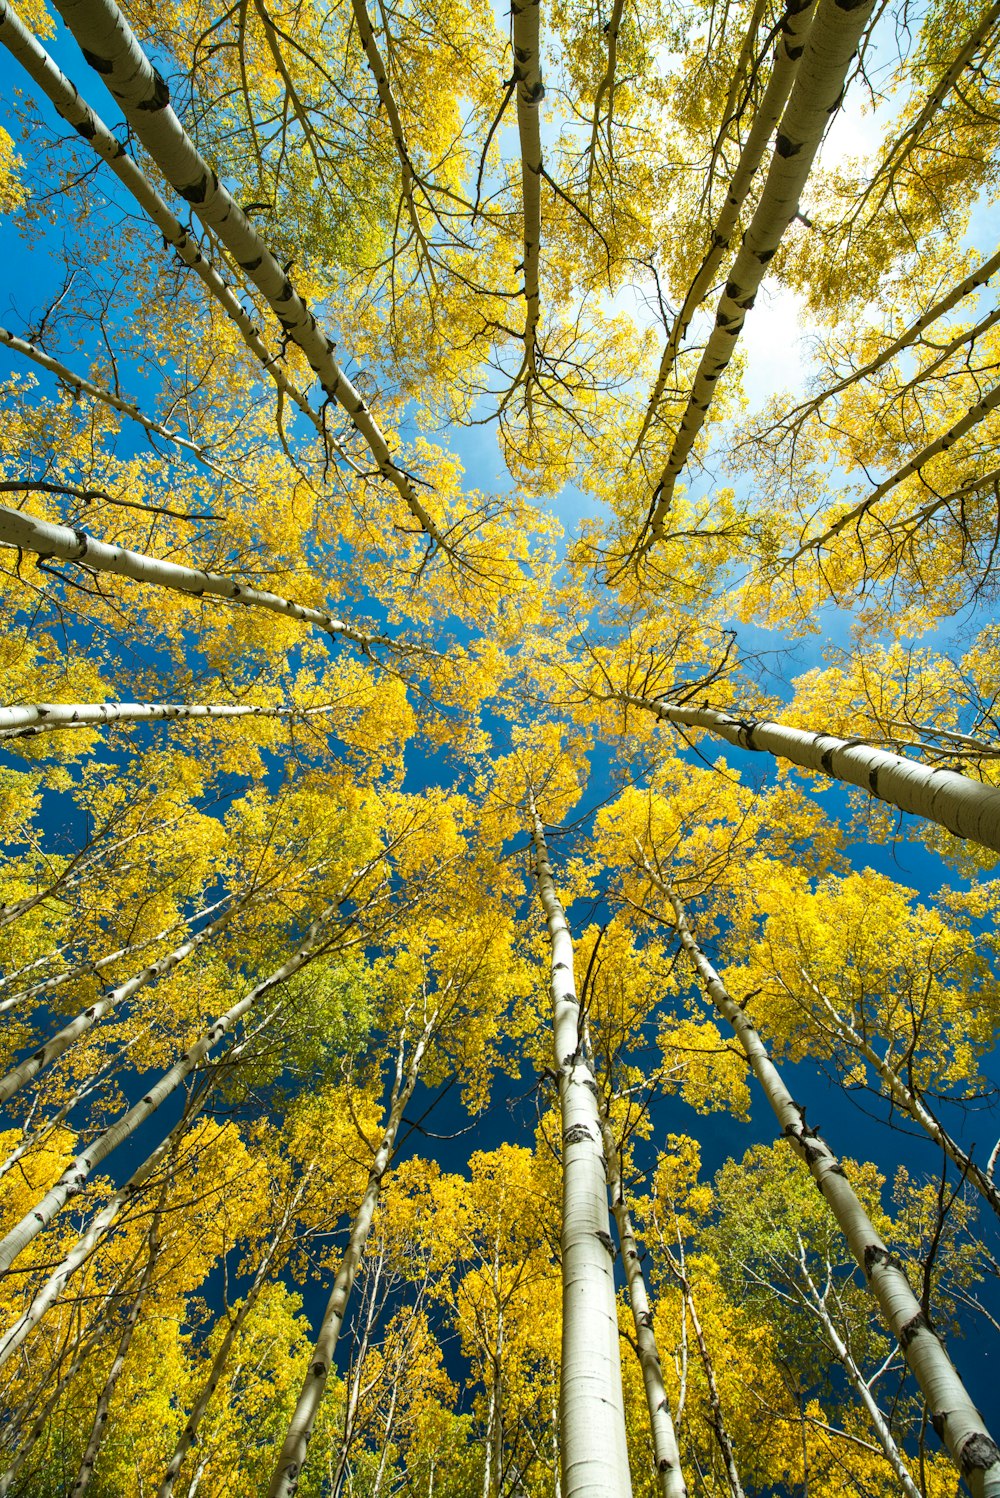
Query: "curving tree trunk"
0 1 359 476
634 0 818 450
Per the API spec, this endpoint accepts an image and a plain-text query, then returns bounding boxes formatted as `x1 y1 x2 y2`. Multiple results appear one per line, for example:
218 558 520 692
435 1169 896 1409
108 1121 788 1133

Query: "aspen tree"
512 0 544 395
529 800 633 1498
635 0 878 556
0 905 353 1273
596 1104 686 1497
267 1009 439 1496
4 0 1000 1475
0 900 235 1103
661 880 1000 1497
634 0 819 451
0 505 421 660
790 1234 923 1498
0 0 363 478
0 700 344 739
654 1231 746 1498
614 689 1000 854
70 1180 170 1495
47 0 456 556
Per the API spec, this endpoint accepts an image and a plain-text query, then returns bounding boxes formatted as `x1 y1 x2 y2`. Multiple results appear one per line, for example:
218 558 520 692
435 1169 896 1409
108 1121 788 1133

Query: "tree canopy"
0 0 999 1490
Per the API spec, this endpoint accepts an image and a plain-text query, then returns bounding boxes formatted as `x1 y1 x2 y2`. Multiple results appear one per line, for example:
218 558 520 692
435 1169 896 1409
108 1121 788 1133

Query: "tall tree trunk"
0 1279 126 1495
0 505 417 661
71 1182 169 1494
511 0 544 386
661 1234 745 1498
663 881 1000 1498
0 910 344 1275
617 691 1000 855
529 800 632 1498
47 0 451 552
0 891 232 1013
638 0 877 553
634 0 818 450
267 1010 438 1497
0 700 342 740
329 1246 388 1498
596 1102 686 1496
0 2 359 477
0 901 236 1104
0 1073 217 1369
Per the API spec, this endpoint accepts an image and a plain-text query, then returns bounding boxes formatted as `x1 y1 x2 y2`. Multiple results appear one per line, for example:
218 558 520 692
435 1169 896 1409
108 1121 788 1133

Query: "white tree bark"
635 0 818 449
639 0 876 552
267 1012 438 1497
0 993 286 1369
597 1106 686 1496
511 0 544 383
0 700 341 740
0 1278 125 1495
0 505 420 660
49 0 452 553
0 0 358 475
617 691 1000 854
529 803 632 1498
662 881 1000 1498
0 890 238 1015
